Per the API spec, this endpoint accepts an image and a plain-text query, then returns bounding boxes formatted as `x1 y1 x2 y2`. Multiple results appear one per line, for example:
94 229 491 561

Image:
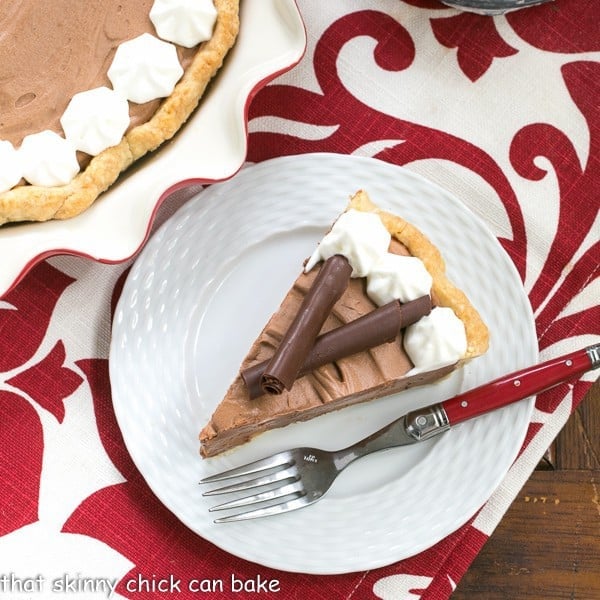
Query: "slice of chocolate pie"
199 190 489 458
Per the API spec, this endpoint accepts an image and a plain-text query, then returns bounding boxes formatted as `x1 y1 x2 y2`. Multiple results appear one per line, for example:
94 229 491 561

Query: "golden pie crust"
0 0 239 226
199 190 489 457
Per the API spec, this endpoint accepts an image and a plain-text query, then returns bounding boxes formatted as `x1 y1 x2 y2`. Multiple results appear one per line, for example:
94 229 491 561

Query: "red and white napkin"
0 1 597 598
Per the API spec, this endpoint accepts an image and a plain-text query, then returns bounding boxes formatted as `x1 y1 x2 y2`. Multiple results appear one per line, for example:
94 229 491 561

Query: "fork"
201 343 600 522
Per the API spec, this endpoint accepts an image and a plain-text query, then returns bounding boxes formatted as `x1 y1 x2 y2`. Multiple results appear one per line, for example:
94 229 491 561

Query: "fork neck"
331 408 447 471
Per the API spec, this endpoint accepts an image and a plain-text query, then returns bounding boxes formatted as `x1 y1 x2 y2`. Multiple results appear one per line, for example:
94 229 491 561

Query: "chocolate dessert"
199 190 489 457
0 0 239 225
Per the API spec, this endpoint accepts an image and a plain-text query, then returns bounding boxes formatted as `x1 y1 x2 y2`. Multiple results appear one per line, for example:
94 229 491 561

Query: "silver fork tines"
203 464 298 497
200 448 331 523
201 453 293 484
208 478 304 512
211 495 315 523
206 464 300 510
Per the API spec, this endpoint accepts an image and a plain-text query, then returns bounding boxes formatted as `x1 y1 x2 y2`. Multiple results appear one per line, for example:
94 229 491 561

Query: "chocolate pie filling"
0 1 197 148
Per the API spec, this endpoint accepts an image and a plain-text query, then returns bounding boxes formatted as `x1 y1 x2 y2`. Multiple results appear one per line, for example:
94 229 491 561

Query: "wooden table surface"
454 377 600 600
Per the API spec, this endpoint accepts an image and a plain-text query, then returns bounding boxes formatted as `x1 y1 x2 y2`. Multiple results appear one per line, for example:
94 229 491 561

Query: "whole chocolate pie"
199 190 489 458
0 0 239 225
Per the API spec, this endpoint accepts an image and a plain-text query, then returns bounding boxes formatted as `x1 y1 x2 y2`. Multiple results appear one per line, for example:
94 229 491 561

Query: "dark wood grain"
454 377 600 600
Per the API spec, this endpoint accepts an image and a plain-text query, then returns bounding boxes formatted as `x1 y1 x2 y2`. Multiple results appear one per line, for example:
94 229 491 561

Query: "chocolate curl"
260 255 353 395
243 294 432 399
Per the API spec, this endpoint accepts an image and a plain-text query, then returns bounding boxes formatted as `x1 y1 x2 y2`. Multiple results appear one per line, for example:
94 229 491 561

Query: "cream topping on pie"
0 0 239 223
150 0 218 47
60 87 131 156
107 33 184 104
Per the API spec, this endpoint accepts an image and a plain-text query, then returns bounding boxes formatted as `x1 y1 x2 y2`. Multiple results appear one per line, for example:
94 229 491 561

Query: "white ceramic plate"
110 153 537 574
0 0 306 297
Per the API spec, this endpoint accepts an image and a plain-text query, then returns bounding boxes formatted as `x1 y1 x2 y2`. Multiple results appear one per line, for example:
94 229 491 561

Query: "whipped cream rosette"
60 87 130 156
305 209 391 277
108 33 184 104
367 253 433 306
404 307 468 373
150 0 218 47
20 131 79 187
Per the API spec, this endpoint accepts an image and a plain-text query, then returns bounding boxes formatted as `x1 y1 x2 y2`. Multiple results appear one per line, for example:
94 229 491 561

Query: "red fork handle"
442 343 600 426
